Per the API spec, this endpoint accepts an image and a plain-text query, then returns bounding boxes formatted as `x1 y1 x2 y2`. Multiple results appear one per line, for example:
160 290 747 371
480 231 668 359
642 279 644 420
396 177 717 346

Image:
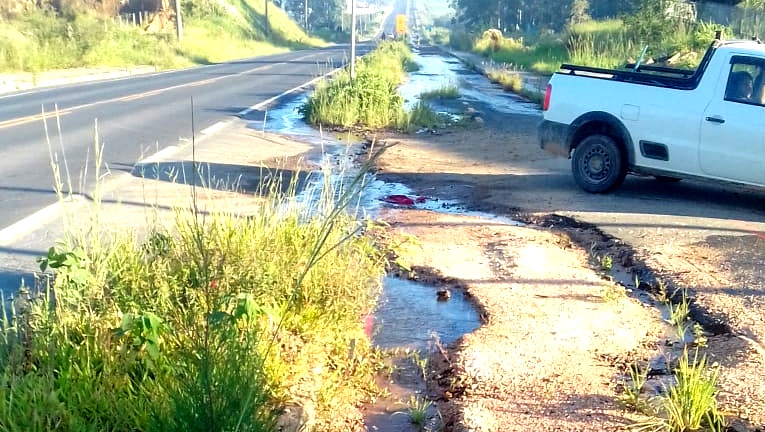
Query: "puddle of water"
360 178 525 226
399 48 542 116
372 277 481 350
247 94 316 137
240 48 537 430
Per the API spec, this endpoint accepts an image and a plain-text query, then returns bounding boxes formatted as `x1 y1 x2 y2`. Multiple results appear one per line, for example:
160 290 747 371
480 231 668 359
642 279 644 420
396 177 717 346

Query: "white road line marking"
238 65 343 117
0 52 346 241
137 145 182 165
200 121 229 136
0 195 85 247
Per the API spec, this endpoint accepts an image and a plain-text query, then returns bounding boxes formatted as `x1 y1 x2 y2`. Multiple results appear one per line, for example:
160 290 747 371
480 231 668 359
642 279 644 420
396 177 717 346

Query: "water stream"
244 44 534 355
247 45 537 431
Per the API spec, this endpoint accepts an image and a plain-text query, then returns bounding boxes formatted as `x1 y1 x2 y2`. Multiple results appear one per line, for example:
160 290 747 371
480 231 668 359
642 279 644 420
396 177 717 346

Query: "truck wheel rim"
584 146 610 181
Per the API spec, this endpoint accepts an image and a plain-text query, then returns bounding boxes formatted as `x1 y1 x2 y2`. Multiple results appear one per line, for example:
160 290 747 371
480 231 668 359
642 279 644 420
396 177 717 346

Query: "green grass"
487 70 523 92
667 288 690 328
419 83 460 100
403 395 433 426
472 34 568 75
302 41 443 131
0 0 324 73
0 126 387 431
634 349 725 432
621 362 650 414
462 17 737 76
663 349 725 432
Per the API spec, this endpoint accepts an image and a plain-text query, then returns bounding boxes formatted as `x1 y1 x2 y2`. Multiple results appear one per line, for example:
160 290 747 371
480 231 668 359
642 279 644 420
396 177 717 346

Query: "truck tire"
571 134 627 193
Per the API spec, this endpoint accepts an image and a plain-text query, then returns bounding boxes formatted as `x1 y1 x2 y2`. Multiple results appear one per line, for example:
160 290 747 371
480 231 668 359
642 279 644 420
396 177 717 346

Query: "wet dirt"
400 46 541 116
248 42 765 431
367 46 765 430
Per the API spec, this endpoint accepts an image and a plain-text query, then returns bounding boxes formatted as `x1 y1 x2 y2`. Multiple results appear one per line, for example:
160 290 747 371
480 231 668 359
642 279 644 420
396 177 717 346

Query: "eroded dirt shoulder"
376 208 665 431
368 87 765 427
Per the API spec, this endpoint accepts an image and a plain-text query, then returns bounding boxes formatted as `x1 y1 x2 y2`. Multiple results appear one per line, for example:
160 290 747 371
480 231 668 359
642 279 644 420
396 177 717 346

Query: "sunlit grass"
633 349 725 432
419 83 460 100
0 0 323 73
0 119 388 431
461 17 729 75
487 70 522 92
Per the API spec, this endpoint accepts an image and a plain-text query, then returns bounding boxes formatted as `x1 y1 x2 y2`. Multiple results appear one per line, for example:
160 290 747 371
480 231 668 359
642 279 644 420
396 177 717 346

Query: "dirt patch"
374 208 664 430
368 97 765 428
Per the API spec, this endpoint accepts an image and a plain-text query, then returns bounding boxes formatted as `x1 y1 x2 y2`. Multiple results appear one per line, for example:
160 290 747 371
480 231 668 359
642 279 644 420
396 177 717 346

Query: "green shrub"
0 150 387 431
448 29 475 51
488 70 523 92
419 83 460 100
301 41 413 129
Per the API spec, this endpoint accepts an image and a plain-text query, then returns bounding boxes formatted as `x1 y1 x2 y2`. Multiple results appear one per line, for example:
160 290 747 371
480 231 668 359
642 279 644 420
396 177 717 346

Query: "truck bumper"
538 120 570 158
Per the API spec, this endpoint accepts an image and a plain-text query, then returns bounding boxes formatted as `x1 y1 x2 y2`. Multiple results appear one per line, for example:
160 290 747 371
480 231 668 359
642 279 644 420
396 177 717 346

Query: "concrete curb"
0 66 158 95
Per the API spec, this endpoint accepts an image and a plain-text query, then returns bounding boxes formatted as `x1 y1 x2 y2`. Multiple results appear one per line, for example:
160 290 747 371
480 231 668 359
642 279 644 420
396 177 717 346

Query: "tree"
569 0 590 25
449 0 592 33
282 0 344 31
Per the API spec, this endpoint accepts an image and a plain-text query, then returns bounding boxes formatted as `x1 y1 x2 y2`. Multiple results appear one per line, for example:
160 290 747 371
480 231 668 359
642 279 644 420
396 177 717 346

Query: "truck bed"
557 41 719 91
558 63 702 90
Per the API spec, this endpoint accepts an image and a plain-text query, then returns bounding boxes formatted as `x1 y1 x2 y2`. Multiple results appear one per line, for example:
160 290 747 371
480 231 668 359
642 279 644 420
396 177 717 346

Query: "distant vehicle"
539 35 765 193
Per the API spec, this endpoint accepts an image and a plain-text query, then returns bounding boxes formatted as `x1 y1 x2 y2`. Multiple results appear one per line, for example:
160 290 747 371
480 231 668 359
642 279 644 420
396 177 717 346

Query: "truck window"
725 59 765 105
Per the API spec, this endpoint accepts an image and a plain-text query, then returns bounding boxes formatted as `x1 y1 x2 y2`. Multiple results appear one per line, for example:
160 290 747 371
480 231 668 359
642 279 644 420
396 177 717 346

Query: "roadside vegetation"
443 0 755 76
419 83 460 101
0 133 387 431
301 41 451 131
0 0 323 72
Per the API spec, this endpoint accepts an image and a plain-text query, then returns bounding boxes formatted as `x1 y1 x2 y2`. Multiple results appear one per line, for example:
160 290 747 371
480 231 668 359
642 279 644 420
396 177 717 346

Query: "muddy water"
372 277 481 350
400 47 541 116
245 45 538 431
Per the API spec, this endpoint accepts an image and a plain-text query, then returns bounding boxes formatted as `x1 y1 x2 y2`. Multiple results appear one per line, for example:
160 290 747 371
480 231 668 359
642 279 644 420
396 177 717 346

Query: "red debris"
383 195 415 206
363 313 374 337
383 194 427 206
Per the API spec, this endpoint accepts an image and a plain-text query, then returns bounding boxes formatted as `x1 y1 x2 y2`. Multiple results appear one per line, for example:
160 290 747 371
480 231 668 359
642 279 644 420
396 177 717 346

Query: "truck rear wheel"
571 134 627 193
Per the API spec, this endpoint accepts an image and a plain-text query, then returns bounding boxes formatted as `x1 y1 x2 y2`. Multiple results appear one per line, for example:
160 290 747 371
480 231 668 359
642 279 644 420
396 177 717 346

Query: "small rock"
437 289 451 301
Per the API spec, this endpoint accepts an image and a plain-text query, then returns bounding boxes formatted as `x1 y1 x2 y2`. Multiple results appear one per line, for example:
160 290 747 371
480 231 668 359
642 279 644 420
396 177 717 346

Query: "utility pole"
305 0 309 32
265 0 270 36
350 0 357 79
175 0 183 41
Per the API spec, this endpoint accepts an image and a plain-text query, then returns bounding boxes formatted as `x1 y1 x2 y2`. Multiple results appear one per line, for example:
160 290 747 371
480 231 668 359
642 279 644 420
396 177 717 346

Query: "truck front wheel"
571 134 627 193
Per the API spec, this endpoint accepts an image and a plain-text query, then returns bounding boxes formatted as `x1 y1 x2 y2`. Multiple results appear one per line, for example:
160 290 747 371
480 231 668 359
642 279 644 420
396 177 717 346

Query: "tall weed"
0 124 387 431
473 16 734 74
301 41 413 129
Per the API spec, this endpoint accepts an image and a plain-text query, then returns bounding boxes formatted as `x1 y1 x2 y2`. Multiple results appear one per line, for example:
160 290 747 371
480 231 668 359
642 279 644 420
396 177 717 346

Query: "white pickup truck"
539 36 765 193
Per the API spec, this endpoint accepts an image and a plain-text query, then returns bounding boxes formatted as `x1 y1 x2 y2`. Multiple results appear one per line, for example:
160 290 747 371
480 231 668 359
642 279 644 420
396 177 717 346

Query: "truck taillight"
543 84 552 111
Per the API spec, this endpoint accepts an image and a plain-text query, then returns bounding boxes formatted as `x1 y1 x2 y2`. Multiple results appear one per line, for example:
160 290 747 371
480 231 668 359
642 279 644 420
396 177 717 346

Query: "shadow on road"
131 160 315 196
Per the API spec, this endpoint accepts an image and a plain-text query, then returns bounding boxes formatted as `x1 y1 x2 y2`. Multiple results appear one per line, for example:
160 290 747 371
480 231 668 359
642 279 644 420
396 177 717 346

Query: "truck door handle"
705 116 725 124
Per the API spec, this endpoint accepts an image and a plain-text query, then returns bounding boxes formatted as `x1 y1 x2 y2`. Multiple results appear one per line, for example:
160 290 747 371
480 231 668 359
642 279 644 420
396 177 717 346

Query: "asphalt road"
0 45 371 231
380 0 411 39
